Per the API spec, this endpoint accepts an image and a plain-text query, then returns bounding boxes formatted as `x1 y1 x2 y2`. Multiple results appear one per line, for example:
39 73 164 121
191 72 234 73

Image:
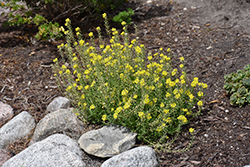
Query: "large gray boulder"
0 111 36 149
1 134 86 167
78 124 137 158
29 108 84 145
101 146 160 167
46 96 70 112
0 101 14 127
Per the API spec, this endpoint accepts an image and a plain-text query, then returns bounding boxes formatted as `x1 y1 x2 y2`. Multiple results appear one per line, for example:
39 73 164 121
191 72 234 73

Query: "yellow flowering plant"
53 16 207 150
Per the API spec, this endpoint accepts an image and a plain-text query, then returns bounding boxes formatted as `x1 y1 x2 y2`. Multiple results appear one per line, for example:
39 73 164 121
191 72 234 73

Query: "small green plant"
113 8 134 25
224 64 250 107
52 15 207 151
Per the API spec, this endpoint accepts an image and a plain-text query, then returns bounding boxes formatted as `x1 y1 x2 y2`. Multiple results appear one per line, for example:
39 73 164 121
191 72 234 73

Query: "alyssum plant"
52 14 207 151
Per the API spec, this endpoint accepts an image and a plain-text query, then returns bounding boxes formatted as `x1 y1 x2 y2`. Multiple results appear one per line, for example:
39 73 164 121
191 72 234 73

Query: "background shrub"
1 0 128 40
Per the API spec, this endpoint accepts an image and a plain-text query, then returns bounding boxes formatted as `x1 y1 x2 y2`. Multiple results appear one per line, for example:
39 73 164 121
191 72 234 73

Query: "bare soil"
1 0 250 166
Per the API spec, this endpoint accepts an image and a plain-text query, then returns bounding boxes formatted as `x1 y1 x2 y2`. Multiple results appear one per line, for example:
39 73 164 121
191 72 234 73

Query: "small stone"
191 6 196 10
78 124 137 158
0 101 14 127
46 96 70 112
0 111 36 149
2 134 86 167
101 146 159 167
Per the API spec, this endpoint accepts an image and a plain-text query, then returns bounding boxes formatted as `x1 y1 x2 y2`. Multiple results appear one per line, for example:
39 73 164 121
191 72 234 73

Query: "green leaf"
243 78 250 87
246 94 250 103
230 94 237 105
244 64 250 71
237 87 247 95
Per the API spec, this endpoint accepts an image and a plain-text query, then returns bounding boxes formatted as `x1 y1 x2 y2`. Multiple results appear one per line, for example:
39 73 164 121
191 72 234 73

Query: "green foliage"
224 64 250 107
113 8 134 25
0 0 128 40
1 0 63 40
52 16 207 151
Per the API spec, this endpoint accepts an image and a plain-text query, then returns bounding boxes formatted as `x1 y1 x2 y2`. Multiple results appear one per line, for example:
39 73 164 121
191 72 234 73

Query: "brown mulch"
1 0 250 166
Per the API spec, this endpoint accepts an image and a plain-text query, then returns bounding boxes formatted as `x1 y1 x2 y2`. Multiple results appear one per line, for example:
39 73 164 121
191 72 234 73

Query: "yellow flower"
89 32 93 37
163 109 169 114
148 56 152 61
172 69 177 76
65 18 70 23
81 94 85 99
66 85 72 91
162 71 168 76
144 98 150 104
140 79 145 86
133 95 138 99
191 81 197 87
169 81 175 87
146 113 152 120
84 69 90 75
197 91 203 97
167 48 171 52
79 40 85 46
170 103 176 108
197 101 203 106
102 13 107 18
75 27 80 31
202 83 208 89
123 102 131 109
189 94 194 100
59 71 63 75
165 92 171 98
160 103 165 108
53 58 58 62
121 21 126 26
157 126 163 132
90 104 95 110
113 113 118 119
177 115 188 123
138 112 145 118
121 89 129 96
62 65 67 69
189 128 194 133
85 85 89 90
96 26 101 31
163 117 172 123
175 93 181 99
182 108 188 112
65 69 70 75
180 56 184 61
179 64 184 68
102 115 107 121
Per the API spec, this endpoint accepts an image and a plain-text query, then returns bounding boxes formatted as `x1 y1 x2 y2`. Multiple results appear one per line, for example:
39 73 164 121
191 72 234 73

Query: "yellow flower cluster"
53 17 207 145
177 115 188 123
